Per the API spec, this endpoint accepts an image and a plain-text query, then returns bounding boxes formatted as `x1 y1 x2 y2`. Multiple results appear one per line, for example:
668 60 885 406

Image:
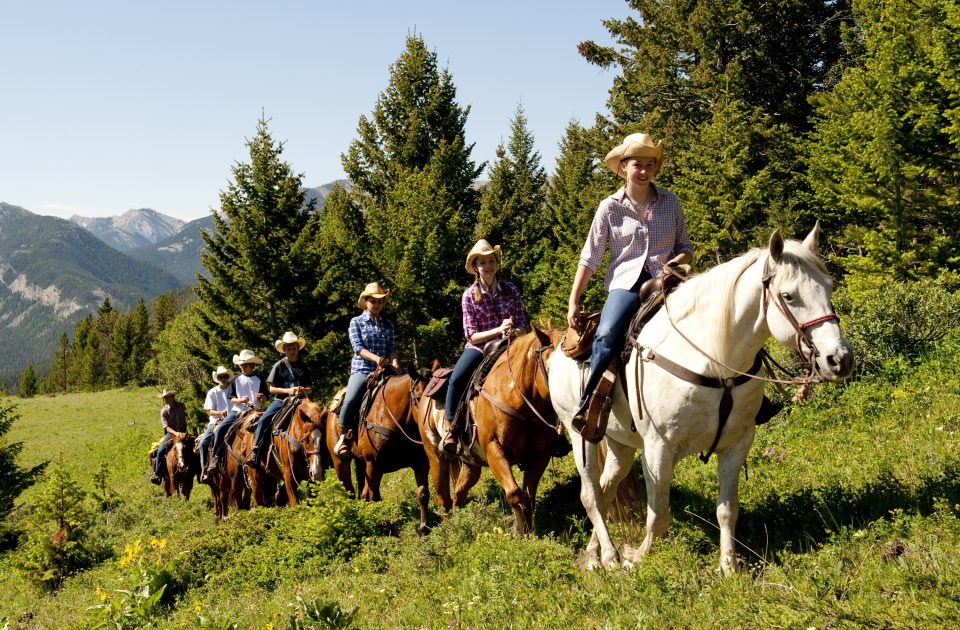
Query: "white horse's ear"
802 220 821 254
769 229 784 263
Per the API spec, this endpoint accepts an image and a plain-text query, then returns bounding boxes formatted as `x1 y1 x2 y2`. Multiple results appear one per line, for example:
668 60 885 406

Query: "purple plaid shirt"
580 184 693 291
348 311 397 374
461 279 528 352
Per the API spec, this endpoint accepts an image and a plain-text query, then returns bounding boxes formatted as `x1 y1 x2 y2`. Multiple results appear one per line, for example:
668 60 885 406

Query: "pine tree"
0 401 47 548
18 365 37 398
47 332 70 394
106 313 132 387
808 0 960 286
150 293 178 339
66 316 94 391
474 105 550 316
193 115 322 403
127 299 151 384
341 34 483 363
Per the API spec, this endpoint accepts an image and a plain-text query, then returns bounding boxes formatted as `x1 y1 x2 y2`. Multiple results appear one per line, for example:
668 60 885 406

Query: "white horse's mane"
664 239 829 359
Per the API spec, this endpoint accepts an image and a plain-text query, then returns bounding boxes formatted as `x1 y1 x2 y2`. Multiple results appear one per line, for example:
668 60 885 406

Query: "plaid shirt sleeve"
579 200 611 273
348 317 364 355
461 289 478 341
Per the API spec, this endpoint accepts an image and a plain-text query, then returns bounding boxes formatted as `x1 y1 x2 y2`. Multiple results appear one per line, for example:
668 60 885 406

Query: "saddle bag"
423 367 453 400
562 311 601 360
328 387 347 415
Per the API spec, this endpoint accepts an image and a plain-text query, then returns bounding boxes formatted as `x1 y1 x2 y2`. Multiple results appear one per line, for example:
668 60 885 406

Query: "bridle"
495 333 558 430
760 256 840 379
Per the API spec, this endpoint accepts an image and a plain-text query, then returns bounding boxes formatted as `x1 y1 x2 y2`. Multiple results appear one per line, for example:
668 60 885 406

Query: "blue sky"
1 1 630 222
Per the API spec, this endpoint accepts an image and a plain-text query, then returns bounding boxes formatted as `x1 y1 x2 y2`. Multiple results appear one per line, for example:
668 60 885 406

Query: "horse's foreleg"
520 451 552 534
453 463 481 508
425 443 452 512
280 452 300 508
570 427 619 569
413 461 431 535
485 439 530 536
716 441 750 576
638 444 674 559
361 463 382 502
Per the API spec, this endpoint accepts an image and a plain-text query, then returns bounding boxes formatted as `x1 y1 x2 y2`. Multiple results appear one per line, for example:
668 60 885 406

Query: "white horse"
548 225 853 573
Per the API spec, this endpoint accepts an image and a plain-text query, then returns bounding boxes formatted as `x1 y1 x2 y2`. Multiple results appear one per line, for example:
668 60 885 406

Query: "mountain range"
0 202 184 388
70 208 185 251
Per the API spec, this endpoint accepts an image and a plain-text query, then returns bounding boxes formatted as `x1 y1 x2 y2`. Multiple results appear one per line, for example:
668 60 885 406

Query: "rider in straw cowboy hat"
441 239 528 454
151 388 188 484
247 331 313 467
335 282 400 457
198 365 233 479
207 349 269 473
566 132 693 432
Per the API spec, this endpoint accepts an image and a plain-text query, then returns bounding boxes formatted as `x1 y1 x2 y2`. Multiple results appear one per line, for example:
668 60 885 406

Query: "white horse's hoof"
600 549 621 569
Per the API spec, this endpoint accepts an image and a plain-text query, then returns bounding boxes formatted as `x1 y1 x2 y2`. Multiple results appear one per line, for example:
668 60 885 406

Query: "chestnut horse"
245 397 327 507
415 326 562 534
208 410 256 519
161 433 199 499
325 368 432 534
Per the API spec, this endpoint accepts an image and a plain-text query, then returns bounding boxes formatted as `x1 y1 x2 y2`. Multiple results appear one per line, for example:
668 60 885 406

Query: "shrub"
834 277 960 375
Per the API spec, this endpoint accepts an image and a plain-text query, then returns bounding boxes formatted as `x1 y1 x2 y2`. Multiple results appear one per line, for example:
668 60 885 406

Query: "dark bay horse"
161 433 199 499
208 410 256 519
416 326 562 534
325 368 432 534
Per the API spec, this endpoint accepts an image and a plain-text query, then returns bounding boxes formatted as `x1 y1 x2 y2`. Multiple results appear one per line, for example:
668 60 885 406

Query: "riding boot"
334 429 354 458
206 454 220 472
441 425 460 455
755 395 784 426
245 448 259 468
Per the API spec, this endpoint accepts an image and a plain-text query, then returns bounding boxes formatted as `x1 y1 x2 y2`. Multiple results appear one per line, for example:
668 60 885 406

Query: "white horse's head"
765 223 853 381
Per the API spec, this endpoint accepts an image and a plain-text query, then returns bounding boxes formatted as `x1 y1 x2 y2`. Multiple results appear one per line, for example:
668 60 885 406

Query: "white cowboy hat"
211 365 234 383
357 282 391 310
465 239 502 274
232 349 263 366
274 331 307 352
157 388 177 398
604 133 664 177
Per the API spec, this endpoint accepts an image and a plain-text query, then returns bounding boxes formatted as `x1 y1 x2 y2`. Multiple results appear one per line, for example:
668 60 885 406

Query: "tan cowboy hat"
211 365 234 383
465 239 502 274
274 331 307 352
357 282 391 310
157 388 177 398
232 349 263 366
604 133 664 176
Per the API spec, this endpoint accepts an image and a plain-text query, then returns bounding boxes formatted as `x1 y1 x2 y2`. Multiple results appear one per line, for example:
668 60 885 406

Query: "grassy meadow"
2 333 960 628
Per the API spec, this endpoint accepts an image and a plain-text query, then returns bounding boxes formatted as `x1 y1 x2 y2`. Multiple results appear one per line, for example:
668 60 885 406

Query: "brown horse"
325 368 432 534
160 433 200 499
242 398 327 508
415 326 562 534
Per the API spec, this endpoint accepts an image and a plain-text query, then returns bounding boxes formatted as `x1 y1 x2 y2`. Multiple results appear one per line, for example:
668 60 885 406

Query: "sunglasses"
217 375 231 380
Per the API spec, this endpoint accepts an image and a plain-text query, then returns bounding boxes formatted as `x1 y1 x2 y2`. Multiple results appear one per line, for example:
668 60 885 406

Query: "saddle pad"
423 367 453 399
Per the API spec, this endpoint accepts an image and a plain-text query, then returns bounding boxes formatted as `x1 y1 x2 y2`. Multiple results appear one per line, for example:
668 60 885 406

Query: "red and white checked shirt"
461 279 528 352
579 184 693 291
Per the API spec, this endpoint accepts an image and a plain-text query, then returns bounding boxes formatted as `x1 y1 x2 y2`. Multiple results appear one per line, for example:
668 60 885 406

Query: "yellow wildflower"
194 601 203 613
95 584 107 602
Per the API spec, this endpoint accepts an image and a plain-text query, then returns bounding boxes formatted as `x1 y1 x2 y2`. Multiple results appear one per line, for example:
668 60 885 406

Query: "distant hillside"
124 182 344 285
70 208 184 251
0 202 183 388
127 215 215 285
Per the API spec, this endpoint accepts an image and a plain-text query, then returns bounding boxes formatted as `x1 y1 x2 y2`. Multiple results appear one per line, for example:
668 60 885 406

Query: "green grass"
2 335 960 628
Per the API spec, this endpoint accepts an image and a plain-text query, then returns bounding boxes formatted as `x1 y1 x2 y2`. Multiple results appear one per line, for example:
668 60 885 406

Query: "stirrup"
335 430 354 457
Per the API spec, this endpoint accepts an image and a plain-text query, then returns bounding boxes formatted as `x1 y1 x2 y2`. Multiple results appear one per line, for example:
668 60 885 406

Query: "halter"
761 256 840 377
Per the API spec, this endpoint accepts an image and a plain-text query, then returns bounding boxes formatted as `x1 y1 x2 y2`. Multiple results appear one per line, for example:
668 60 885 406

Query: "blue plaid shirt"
348 311 397 374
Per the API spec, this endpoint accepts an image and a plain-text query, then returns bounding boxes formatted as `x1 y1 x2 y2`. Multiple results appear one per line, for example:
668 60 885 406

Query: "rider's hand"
240 396 249 404
390 359 401 370
567 301 581 331
376 356 389 368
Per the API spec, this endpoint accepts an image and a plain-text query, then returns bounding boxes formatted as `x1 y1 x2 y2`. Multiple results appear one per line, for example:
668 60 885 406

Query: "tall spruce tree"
47 332 70 394
474 106 549 317
127 299 151 384
194 116 322 396
341 34 483 364
18 365 37 398
106 313 132 387
808 0 960 286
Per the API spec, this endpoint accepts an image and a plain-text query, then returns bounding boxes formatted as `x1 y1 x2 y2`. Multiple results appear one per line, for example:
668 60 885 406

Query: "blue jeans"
578 288 642 409
339 372 370 432
445 348 483 424
211 410 241 457
198 425 214 470
252 399 285 454
154 433 172 473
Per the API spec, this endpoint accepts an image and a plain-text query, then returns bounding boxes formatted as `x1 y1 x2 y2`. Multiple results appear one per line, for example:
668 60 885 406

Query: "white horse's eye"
780 292 794 302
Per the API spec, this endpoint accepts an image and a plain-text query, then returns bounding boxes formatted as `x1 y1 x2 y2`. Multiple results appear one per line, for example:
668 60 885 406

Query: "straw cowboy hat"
232 349 263 366
357 282 391 309
465 239 502 274
211 365 234 383
604 133 664 176
157 388 177 398
274 331 306 352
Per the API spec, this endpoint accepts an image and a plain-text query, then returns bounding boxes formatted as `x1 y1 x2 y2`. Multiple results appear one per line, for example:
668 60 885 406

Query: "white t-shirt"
203 385 231 428
228 373 267 413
